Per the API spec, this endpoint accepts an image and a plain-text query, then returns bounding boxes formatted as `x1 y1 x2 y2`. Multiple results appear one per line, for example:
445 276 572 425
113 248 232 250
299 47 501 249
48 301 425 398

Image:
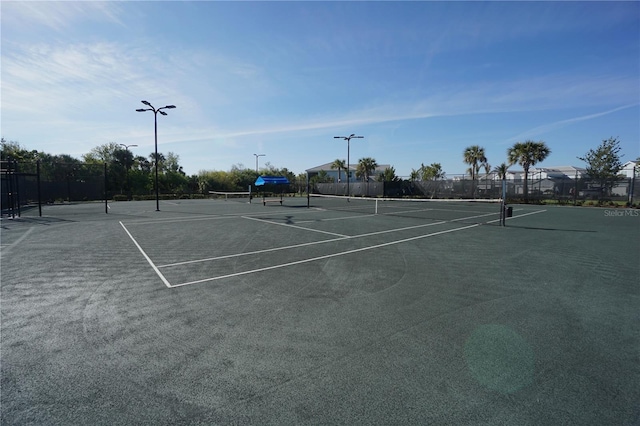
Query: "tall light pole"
136 101 176 211
334 134 363 197
119 144 137 199
254 153 265 174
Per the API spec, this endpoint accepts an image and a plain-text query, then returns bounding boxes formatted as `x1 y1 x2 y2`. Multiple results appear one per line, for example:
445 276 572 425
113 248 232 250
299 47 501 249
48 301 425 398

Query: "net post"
249 185 252 203
104 162 108 214
501 178 506 226
37 160 42 217
15 161 22 217
307 174 310 208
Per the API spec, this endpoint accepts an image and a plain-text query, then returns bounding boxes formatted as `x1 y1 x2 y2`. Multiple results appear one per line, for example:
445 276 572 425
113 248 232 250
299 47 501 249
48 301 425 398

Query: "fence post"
14 160 22 217
104 163 108 214
630 167 636 205
573 171 578 205
37 160 42 216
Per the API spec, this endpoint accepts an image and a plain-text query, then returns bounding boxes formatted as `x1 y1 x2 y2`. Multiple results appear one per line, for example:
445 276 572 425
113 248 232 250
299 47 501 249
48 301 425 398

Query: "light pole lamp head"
136 109 148 112
141 100 151 106
159 110 168 116
164 105 176 109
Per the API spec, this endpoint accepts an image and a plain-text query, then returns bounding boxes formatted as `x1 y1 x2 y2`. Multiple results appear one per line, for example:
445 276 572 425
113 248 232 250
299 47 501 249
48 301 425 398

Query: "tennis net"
308 194 503 224
209 191 252 202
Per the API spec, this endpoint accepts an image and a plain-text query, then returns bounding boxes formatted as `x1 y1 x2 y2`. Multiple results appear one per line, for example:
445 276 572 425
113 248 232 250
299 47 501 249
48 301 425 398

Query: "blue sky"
2 1 639 177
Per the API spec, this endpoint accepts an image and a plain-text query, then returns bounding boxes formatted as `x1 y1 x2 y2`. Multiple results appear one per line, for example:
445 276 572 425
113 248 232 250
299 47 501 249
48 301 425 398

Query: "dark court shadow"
505 225 597 233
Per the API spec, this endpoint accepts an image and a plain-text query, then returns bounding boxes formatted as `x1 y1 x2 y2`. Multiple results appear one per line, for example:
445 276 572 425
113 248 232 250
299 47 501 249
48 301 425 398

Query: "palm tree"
377 166 399 182
507 140 551 202
493 163 509 199
483 162 491 198
493 163 509 180
330 159 346 183
356 157 378 182
463 145 487 197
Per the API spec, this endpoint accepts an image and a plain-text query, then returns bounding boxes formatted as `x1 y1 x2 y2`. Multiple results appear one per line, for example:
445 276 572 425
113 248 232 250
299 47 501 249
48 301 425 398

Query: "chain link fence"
1 161 107 217
313 173 640 205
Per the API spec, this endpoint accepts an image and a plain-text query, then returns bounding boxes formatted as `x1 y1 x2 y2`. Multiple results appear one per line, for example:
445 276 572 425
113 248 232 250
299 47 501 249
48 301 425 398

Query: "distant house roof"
306 163 391 173
531 166 586 174
255 176 290 186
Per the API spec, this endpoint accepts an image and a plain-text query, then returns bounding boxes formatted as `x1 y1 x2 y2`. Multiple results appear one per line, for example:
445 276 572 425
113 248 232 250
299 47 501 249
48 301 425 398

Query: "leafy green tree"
82 142 120 164
296 173 308 193
356 157 378 182
331 159 347 182
377 166 399 182
463 145 487 197
1 138 39 164
230 164 259 191
163 152 184 174
409 168 421 182
420 162 445 181
419 163 445 198
507 140 551 202
577 137 625 196
310 170 332 185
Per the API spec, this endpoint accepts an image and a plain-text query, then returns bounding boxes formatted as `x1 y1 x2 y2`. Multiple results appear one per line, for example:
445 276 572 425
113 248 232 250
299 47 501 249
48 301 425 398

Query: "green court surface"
1 198 638 425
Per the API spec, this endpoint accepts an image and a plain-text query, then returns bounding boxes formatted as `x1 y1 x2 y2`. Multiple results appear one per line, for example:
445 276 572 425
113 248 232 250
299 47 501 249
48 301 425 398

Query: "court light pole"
334 134 363 197
119 144 138 199
136 101 176 211
254 153 265 174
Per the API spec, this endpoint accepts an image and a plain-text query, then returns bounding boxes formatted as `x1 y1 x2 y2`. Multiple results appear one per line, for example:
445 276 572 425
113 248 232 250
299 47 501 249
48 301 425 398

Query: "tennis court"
1 197 638 424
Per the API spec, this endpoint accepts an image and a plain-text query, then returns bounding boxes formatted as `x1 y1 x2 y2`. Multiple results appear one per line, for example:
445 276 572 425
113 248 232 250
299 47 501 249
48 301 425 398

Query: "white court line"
0 226 34 254
135 206 546 288
124 214 231 226
297 212 378 223
119 222 172 288
158 219 450 268
122 206 323 226
158 209 505 268
486 209 546 224
242 215 350 238
170 223 481 288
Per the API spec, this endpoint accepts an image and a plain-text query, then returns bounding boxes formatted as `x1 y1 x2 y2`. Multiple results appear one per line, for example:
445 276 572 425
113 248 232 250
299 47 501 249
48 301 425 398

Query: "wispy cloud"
182 74 639 143
1 2 125 31
505 104 639 143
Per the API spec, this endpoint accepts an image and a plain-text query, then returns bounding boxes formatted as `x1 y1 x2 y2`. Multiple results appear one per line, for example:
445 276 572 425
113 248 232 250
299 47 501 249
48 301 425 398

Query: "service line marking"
242 215 350 238
120 221 172 288
130 206 547 288
486 209 546 224
170 222 481 288
158 219 449 268
158 209 512 269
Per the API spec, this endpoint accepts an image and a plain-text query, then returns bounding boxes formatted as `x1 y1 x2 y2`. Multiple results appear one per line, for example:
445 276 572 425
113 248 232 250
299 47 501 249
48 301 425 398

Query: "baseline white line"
242 215 350 238
119 222 172 288
170 223 480 288
0 226 34 254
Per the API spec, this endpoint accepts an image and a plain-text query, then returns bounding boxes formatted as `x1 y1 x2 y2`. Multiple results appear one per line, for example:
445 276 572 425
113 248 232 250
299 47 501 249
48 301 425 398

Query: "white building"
619 161 638 178
528 166 587 179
